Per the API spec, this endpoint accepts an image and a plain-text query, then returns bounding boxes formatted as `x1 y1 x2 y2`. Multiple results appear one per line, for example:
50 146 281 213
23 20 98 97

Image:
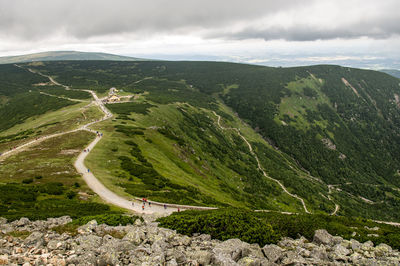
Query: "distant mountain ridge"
0 51 146 64
380 69 400 79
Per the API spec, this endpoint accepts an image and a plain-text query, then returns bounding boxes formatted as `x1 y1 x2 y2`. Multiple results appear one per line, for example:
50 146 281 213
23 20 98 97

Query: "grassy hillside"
0 51 144 64
2 60 400 222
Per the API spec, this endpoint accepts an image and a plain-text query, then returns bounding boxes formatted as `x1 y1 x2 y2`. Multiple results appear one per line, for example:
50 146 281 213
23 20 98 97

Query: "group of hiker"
131 198 181 212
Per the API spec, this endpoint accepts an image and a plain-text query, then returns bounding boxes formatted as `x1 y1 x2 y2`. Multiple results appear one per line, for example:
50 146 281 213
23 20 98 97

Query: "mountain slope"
2 60 400 222
381 69 400 79
0 51 144 64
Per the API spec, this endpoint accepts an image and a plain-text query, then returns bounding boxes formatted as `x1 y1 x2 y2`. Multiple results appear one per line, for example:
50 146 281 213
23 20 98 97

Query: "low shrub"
71 214 139 226
22 178 33 184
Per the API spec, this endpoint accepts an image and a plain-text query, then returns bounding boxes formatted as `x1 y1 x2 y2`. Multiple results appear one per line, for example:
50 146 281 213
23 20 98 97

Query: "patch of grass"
39 86 91 99
106 102 155 115
52 223 80 236
6 230 31 239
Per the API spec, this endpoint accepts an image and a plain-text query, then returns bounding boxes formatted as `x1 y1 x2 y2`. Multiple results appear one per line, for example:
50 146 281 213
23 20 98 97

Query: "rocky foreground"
0 216 399 265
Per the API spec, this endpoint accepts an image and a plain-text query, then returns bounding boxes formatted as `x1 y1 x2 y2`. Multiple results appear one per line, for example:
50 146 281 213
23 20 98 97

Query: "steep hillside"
2 61 400 222
0 51 144 64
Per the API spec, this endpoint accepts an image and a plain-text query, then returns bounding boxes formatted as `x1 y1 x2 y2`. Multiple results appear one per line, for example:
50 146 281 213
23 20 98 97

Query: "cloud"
3 0 399 42
0 0 306 40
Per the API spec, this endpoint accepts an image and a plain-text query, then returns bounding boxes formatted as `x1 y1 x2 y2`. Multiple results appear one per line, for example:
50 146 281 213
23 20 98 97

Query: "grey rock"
213 239 255 262
24 231 44 246
47 239 66 250
212 252 239 266
332 236 343 245
0 217 7 225
313 229 333 246
277 237 295 248
77 220 97 234
123 227 145 245
262 244 283 263
187 250 212 265
280 250 305 265
134 218 143 226
15 217 30 227
310 246 328 261
333 244 350 256
375 243 392 256
75 234 102 251
67 251 97 265
166 258 178 266
237 256 266 266
361 240 374 251
0 223 13 234
350 238 361 251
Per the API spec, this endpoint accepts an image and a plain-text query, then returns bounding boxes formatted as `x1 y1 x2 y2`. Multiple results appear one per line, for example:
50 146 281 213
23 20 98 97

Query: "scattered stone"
0 215 398 265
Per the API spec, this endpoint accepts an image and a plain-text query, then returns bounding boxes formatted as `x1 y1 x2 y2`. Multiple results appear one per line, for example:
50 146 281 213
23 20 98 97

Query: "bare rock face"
0 216 399 265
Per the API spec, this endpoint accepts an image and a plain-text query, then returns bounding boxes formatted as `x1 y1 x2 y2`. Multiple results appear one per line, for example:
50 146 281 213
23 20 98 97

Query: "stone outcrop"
0 216 399 265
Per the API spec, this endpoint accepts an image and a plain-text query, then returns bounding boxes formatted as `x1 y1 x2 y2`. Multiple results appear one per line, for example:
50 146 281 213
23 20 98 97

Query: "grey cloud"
0 0 399 42
0 0 306 40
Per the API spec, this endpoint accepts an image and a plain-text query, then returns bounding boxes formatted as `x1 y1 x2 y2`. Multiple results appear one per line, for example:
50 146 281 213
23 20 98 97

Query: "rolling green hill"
1 60 400 222
0 51 144 64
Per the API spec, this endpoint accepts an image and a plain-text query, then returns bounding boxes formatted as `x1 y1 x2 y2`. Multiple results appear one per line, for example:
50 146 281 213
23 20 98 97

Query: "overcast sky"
0 0 399 68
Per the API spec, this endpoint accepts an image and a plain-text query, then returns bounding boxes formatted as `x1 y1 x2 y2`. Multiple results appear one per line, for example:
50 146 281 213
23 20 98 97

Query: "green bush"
158 208 280 246
72 214 139 226
22 178 33 184
158 208 400 249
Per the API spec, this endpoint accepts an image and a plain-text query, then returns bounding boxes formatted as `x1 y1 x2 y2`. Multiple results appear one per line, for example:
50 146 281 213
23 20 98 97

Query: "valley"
0 61 400 224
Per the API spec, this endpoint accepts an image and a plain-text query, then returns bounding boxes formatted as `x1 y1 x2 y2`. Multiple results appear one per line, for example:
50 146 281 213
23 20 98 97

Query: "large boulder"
15 217 30 227
24 231 44 247
212 239 263 263
262 244 284 263
186 250 212 265
77 220 98 234
123 227 145 245
75 234 102 252
313 229 333 246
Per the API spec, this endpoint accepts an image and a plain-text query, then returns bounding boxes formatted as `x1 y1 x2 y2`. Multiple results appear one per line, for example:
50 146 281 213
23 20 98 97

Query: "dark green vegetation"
0 64 75 132
0 131 119 221
70 213 139 226
0 182 115 221
118 139 223 206
0 51 143 64
1 60 400 223
158 208 400 249
25 60 400 221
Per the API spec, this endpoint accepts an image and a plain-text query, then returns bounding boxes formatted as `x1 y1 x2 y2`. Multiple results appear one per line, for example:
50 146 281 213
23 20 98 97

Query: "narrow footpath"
212 111 311 214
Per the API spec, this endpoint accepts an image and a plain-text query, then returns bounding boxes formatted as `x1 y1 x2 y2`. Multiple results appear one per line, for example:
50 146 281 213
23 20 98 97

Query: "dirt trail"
2 68 216 214
212 111 311 213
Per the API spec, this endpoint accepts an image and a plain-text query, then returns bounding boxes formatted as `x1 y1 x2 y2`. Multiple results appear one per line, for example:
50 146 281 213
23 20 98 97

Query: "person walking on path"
87 169 90 173
148 201 151 207
164 204 167 209
142 205 145 211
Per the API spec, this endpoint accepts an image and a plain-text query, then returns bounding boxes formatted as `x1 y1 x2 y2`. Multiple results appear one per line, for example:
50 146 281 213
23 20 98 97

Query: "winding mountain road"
2 68 215 214
3 68 399 226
